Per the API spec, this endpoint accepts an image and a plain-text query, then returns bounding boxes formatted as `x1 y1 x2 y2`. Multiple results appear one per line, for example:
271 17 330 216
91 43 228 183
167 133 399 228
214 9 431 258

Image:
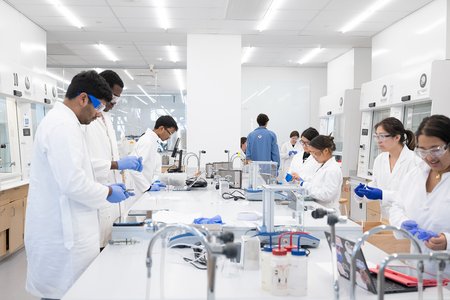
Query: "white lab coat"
84 111 124 247
129 129 162 198
288 154 322 182
280 141 304 179
302 156 343 213
369 145 420 219
25 102 110 299
390 161 450 274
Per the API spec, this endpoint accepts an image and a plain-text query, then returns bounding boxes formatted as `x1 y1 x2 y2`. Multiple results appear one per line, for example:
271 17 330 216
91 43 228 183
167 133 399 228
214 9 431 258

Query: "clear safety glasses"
87 94 106 112
373 133 392 141
415 143 450 159
300 139 310 147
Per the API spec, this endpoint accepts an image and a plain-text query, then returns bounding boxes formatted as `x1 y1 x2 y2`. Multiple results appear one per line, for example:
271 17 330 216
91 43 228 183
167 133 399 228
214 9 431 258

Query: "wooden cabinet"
0 184 28 259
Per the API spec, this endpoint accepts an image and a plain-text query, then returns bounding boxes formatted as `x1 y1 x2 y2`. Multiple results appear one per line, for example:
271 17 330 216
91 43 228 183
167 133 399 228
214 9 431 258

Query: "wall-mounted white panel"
372 0 446 78
187 34 241 164
327 50 354 94
241 67 326 146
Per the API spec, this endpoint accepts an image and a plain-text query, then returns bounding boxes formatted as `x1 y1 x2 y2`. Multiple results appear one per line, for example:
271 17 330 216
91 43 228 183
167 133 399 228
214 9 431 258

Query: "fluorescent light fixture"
47 0 83 28
257 0 283 32
241 47 254 64
116 109 128 114
134 95 148 105
298 48 324 65
46 71 70 85
416 18 445 35
137 85 157 103
96 43 118 62
167 45 179 63
155 0 170 30
124 69 134 80
340 0 392 33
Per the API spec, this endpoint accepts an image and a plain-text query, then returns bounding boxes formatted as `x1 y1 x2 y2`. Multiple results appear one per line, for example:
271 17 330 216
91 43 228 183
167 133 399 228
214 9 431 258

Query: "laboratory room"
2 0 450 299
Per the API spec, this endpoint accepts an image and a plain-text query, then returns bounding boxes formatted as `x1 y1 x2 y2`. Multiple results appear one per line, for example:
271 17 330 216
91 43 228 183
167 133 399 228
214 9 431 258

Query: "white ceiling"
6 0 434 96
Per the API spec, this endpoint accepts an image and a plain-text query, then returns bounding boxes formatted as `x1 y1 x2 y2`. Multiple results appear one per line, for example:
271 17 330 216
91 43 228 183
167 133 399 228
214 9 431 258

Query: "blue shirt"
246 126 280 167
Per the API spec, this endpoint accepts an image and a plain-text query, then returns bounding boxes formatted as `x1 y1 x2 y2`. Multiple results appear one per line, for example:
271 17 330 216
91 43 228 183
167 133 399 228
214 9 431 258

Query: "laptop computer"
172 175 202 191
324 231 418 294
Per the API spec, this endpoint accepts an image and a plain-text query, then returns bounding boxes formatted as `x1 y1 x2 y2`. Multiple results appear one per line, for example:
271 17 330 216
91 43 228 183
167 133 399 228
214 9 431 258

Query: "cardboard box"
0 230 6 257
357 221 411 254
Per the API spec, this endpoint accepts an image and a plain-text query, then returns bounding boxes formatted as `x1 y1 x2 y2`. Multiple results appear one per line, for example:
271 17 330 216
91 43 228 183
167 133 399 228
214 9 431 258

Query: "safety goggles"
87 94 105 112
373 133 392 141
300 139 310 146
415 144 450 159
110 94 121 104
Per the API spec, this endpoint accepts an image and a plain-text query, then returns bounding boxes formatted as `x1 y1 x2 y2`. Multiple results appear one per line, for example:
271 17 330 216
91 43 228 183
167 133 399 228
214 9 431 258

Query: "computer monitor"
171 138 180 158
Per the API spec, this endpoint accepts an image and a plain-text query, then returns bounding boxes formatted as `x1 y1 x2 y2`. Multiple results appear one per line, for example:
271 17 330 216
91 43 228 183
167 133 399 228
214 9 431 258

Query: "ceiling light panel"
95 43 119 61
47 0 84 28
340 0 393 33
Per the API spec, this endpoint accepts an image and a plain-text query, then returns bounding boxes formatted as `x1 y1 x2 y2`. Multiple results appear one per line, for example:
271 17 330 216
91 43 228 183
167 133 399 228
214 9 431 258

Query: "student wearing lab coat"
84 70 143 249
299 135 343 213
280 130 304 180
390 115 450 272
25 71 133 300
130 115 178 197
288 127 321 182
354 117 419 219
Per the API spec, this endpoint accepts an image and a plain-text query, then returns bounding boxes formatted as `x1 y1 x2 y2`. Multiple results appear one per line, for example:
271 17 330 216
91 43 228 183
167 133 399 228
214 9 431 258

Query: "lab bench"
0 181 28 260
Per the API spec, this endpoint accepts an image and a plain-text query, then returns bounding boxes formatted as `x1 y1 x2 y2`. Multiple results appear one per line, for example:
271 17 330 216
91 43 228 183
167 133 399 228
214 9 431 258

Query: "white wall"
187 34 241 164
241 67 326 147
327 48 371 94
372 0 446 79
0 1 47 73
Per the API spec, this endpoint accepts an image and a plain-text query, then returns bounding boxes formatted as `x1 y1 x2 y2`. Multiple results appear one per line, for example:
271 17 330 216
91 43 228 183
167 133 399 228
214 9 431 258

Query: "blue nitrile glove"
401 220 419 236
415 228 439 241
117 156 143 172
292 150 298 155
153 180 166 188
288 150 295 156
285 173 293 182
107 183 129 203
149 183 161 192
193 215 223 225
354 183 366 197
358 186 382 200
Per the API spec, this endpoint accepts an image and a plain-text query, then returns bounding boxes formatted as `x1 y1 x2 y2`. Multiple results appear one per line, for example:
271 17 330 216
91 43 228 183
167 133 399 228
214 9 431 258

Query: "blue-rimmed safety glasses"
87 94 106 112
415 143 450 160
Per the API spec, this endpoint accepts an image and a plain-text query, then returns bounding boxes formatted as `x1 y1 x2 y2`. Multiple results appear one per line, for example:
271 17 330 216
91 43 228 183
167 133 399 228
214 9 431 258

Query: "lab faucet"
224 150 230 163
229 152 241 166
183 150 206 173
146 224 238 300
349 225 424 300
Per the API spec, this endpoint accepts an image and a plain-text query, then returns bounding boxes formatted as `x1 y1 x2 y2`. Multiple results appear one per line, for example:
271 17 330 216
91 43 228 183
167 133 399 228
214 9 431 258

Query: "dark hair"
154 115 178 131
309 135 336 152
416 115 450 145
99 70 124 89
257 113 269 126
66 70 112 102
240 137 247 146
301 127 319 141
290 131 300 138
375 117 415 150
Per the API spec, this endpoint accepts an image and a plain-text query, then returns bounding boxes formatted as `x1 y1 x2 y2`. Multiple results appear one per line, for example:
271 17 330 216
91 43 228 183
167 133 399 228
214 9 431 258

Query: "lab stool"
339 198 348 217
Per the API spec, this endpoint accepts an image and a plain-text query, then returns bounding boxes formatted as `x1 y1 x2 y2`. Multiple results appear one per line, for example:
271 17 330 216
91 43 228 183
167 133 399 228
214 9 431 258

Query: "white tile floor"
0 248 38 300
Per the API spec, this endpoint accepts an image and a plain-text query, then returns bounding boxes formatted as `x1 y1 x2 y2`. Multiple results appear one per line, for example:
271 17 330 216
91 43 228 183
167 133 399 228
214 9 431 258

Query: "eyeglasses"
164 127 173 136
415 144 449 159
310 149 322 156
373 133 392 141
87 94 105 112
300 140 310 146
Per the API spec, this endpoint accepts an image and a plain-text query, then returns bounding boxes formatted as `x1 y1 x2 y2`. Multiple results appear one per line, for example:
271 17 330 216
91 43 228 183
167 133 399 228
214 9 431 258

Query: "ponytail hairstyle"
416 115 450 145
309 135 336 153
374 117 415 150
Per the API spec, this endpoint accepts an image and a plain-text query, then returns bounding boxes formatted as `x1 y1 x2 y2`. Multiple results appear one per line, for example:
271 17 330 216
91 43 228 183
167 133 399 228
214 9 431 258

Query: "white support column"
186 34 241 165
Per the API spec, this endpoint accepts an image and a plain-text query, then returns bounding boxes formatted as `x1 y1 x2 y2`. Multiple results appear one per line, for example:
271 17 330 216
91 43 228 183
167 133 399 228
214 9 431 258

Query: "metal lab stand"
261 184 307 233
378 251 450 300
349 225 424 300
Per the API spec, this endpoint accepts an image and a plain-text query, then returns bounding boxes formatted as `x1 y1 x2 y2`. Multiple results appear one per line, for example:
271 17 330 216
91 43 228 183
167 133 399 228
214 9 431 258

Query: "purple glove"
354 183 366 197
415 228 439 241
401 220 419 236
358 186 382 200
